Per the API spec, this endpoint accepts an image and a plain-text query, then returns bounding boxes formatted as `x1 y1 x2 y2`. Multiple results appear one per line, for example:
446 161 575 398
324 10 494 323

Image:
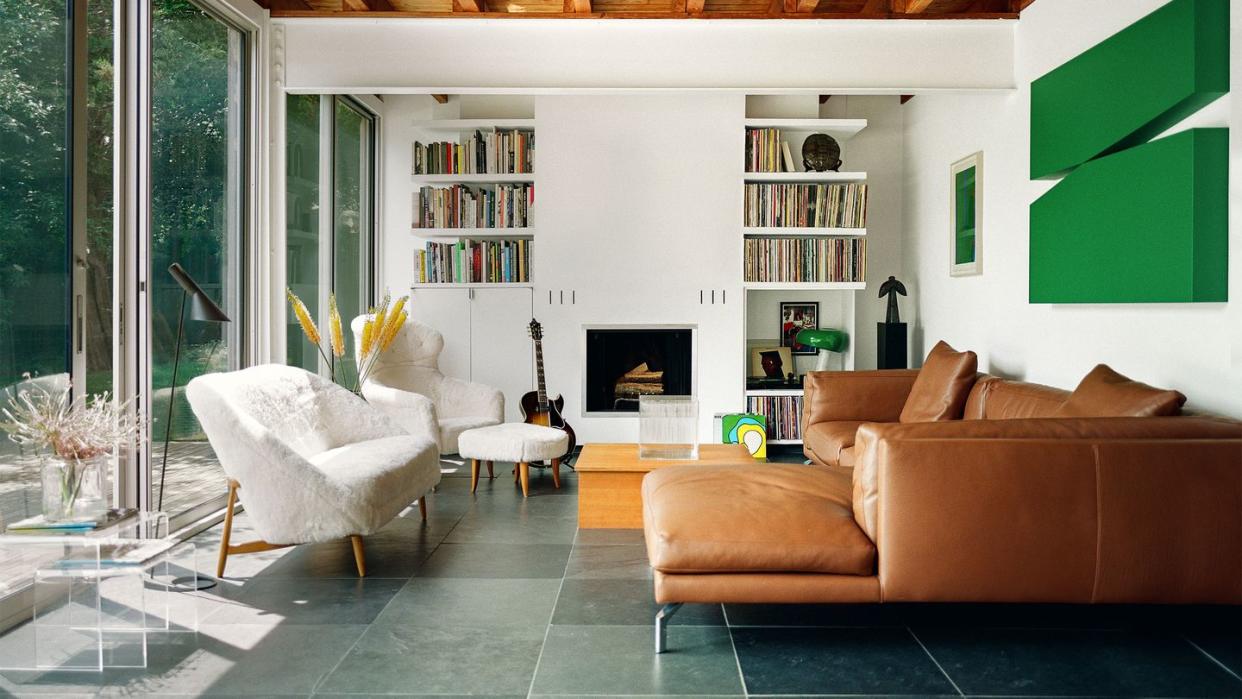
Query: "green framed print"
950 152 983 277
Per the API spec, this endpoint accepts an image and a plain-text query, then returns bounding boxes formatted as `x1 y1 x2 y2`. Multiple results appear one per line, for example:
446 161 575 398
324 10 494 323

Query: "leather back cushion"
1054 364 1186 418
899 341 979 423
964 376 1070 420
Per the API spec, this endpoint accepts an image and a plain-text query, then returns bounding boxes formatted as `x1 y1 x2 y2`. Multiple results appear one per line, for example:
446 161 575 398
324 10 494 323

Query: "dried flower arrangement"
286 289 408 393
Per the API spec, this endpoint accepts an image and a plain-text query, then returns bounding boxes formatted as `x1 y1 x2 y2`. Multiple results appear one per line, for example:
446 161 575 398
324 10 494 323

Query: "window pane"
332 98 370 388
150 0 245 517
286 93 320 372
0 0 71 528
86 0 114 399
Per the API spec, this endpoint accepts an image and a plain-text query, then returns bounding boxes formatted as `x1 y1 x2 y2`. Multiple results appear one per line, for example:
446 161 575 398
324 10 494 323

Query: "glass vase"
41 455 108 523
638 395 699 460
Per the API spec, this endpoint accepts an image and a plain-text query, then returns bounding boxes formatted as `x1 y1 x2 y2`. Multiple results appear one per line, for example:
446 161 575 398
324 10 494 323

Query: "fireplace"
584 327 694 414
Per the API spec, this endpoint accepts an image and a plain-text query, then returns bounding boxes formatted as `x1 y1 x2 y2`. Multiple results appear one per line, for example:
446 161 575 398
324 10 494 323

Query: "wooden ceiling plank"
431 94 449 104
453 0 482 11
684 0 703 12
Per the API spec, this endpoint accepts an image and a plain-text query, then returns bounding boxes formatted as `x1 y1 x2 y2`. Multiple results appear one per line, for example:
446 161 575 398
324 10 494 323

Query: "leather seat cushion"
1054 364 1186 418
803 421 864 468
642 464 876 576
900 340 979 423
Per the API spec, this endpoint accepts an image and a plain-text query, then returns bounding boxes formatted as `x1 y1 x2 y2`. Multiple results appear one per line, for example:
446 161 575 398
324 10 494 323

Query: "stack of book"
744 237 866 283
744 183 868 228
412 129 535 175
745 127 787 173
4 508 138 535
416 239 531 284
746 394 803 441
412 183 533 229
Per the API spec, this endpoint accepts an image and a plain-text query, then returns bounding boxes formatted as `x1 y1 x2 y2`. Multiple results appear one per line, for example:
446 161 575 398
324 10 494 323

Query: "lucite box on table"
0 511 200 672
638 395 700 460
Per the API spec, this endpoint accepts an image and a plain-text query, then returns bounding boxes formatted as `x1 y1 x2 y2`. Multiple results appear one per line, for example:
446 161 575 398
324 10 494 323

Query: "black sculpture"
802 133 843 172
879 276 907 324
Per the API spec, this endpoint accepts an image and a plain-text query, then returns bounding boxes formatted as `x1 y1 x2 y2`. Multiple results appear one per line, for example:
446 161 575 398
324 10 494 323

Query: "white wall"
280 18 1014 92
900 0 1241 415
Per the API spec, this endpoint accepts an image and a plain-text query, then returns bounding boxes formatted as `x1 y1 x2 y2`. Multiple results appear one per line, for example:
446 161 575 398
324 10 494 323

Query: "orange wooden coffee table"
575 443 754 529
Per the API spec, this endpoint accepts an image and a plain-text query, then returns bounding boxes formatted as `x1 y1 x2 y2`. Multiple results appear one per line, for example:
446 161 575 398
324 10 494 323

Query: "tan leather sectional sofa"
641 344 1241 652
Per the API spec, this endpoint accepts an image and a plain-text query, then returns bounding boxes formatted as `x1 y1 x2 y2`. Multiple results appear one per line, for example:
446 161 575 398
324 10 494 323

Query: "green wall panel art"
1030 0 1229 180
1029 128 1228 304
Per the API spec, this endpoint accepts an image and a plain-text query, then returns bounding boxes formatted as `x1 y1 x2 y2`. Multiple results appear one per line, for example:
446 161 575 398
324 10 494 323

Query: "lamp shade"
168 263 231 323
795 328 846 353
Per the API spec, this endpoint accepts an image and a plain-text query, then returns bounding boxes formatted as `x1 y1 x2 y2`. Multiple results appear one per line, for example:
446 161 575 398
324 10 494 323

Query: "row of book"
416 239 531 284
745 127 790 173
412 184 534 230
745 183 868 228
412 129 534 175
744 237 866 283
746 394 803 441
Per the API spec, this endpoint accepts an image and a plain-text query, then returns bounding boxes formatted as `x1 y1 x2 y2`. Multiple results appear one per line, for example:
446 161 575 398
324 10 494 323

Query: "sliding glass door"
148 0 247 520
0 0 72 529
286 95 375 382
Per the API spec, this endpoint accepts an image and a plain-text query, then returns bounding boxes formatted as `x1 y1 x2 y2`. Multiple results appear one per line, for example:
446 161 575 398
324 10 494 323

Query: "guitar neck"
534 337 548 408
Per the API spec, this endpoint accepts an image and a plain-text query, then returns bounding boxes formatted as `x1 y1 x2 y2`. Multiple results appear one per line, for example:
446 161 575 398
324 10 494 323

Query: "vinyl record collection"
746 394 803 441
412 183 533 229
745 127 787 173
744 183 868 228
416 239 531 284
744 237 866 283
413 129 534 175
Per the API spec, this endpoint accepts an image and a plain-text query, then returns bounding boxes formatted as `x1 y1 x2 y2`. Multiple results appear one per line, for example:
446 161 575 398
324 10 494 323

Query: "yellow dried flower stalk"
380 310 407 351
286 288 320 346
360 320 375 361
371 294 391 342
383 296 407 340
328 293 345 358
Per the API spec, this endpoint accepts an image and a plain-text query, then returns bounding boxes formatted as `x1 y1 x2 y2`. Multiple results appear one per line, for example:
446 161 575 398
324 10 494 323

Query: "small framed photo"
750 346 794 379
779 301 819 355
950 151 983 277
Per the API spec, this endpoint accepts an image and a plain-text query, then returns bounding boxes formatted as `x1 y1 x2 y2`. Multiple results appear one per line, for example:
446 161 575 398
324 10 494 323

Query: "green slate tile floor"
1 449 1239 697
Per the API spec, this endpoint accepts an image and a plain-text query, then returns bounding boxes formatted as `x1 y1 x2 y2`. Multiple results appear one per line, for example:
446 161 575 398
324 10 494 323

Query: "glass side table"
0 511 200 672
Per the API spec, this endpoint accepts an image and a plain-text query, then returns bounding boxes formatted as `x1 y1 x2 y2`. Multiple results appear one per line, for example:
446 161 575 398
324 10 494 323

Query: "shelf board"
413 118 535 133
410 282 533 289
744 227 865 237
745 389 804 397
743 282 865 291
767 439 803 445
412 228 534 239
743 171 867 183
743 118 867 141
411 173 535 184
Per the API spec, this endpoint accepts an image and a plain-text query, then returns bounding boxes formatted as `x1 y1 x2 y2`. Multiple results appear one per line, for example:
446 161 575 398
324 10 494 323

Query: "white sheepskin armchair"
185 364 441 576
353 317 504 454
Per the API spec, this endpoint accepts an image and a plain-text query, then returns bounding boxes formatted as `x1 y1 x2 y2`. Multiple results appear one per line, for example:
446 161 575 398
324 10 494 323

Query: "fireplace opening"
585 328 693 414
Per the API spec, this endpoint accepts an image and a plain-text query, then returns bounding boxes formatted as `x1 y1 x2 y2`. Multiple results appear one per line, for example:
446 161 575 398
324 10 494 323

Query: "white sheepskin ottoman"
458 423 569 497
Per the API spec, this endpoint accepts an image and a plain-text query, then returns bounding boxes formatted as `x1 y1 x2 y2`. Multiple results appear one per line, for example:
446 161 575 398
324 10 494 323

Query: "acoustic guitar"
521 318 577 458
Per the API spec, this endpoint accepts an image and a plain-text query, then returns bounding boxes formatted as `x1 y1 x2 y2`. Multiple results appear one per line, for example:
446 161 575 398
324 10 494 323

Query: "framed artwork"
950 151 983 277
749 346 793 379
779 301 819 355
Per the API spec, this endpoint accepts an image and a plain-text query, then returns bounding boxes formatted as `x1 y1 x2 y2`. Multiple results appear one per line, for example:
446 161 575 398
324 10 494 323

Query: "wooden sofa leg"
418 498 428 521
350 535 366 577
519 462 530 497
216 479 240 578
551 458 561 489
470 459 480 493
486 460 494 479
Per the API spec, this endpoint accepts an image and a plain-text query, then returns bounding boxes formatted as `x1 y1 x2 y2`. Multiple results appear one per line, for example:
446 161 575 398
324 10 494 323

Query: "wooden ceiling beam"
452 0 482 11
341 0 392 10
784 0 819 12
892 0 935 12
431 94 449 104
564 0 591 12
270 4 1026 17
684 0 704 14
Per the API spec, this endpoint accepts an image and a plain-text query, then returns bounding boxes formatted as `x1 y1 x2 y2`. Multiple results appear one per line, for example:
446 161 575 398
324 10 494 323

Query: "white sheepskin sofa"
185 364 441 545
352 317 504 454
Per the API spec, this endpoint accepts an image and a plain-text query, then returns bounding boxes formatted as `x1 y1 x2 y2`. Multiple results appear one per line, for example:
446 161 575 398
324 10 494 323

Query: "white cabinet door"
470 288 534 422
408 288 471 381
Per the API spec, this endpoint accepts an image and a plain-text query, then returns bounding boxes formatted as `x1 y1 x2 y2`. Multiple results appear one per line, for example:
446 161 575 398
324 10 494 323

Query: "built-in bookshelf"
740 116 868 447
410 118 536 288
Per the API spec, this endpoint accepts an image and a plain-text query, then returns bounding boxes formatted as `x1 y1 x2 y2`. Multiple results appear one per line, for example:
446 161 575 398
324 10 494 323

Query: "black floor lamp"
160 263 230 590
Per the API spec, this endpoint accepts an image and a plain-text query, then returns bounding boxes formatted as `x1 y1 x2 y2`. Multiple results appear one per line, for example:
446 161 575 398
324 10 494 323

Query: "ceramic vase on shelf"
41 454 108 522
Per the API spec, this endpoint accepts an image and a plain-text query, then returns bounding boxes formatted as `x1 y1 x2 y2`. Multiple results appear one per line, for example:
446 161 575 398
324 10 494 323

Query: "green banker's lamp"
795 328 847 372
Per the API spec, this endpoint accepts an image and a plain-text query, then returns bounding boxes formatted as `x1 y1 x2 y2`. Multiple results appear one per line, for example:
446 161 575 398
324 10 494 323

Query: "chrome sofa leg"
654 602 683 654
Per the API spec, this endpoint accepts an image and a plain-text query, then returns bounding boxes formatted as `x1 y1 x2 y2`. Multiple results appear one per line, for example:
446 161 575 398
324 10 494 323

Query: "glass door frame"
115 0 266 525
